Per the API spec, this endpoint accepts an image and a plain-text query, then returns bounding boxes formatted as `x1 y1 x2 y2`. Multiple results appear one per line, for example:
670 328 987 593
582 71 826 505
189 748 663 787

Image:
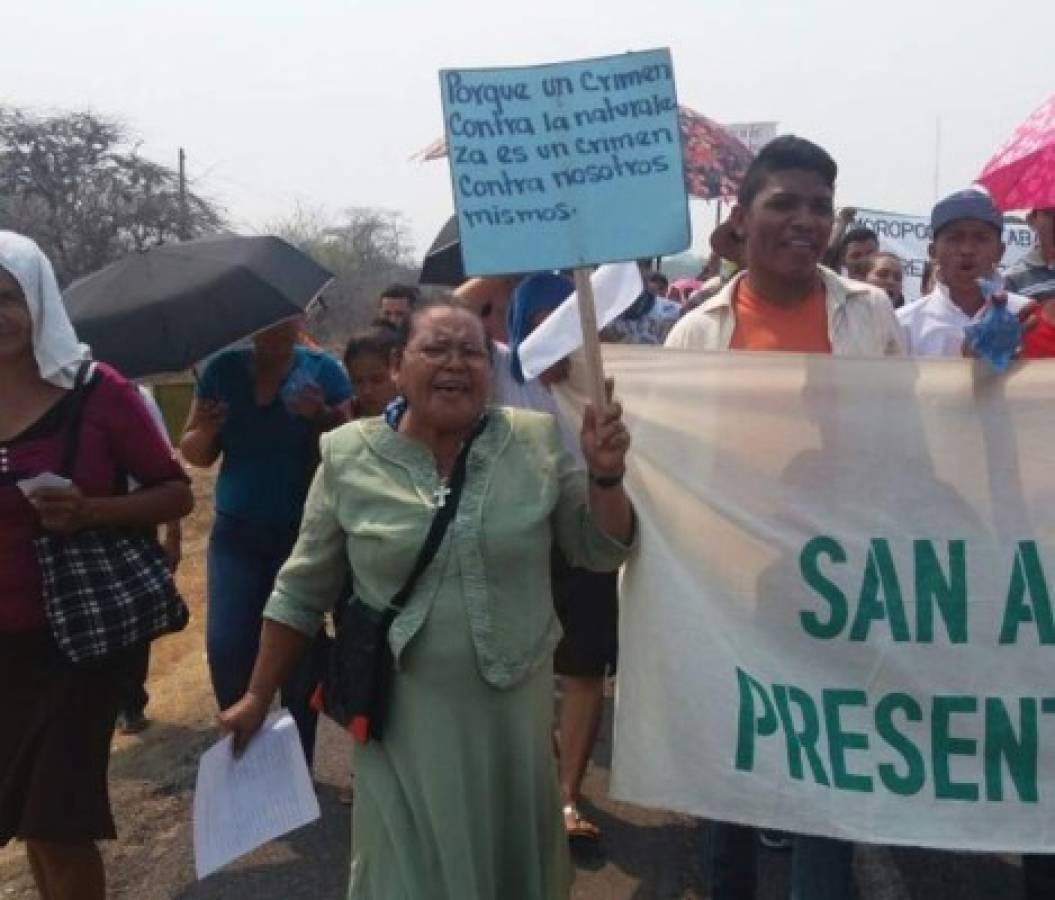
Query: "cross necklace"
432 478 452 508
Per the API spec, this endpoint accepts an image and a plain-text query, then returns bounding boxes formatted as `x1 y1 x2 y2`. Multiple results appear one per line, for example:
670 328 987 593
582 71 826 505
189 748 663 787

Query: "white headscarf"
0 231 89 388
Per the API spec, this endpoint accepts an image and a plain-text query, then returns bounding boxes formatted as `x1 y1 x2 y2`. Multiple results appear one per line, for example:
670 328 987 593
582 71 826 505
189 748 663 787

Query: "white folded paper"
193 711 320 879
517 262 643 380
16 472 72 496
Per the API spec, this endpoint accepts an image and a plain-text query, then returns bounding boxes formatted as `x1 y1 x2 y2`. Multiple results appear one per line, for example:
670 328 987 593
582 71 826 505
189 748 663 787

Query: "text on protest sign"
556 349 1055 852
440 49 690 275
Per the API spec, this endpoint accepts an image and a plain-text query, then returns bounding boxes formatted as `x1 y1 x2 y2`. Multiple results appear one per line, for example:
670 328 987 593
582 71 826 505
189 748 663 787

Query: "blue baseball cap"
931 189 1004 238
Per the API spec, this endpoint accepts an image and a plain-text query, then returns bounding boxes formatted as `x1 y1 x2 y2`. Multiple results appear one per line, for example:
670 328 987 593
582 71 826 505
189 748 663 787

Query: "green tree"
0 108 224 284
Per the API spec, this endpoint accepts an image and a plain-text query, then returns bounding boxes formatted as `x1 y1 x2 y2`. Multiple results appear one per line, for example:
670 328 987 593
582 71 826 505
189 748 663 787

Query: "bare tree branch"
0 107 225 284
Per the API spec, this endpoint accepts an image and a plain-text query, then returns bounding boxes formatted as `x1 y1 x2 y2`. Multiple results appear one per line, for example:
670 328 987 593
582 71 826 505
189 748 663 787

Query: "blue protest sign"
440 48 689 276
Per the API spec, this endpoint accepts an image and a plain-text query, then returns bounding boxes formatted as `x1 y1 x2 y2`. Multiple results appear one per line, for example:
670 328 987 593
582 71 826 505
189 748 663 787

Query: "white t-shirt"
896 285 1030 357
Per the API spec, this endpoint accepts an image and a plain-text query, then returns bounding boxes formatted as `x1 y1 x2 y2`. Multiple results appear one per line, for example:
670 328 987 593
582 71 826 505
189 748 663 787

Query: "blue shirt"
197 347 352 529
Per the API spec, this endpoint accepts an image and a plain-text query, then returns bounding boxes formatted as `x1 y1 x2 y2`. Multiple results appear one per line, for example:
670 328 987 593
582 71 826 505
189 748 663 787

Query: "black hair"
343 324 405 367
647 272 669 291
378 283 421 307
841 226 879 250
737 135 838 208
407 297 481 333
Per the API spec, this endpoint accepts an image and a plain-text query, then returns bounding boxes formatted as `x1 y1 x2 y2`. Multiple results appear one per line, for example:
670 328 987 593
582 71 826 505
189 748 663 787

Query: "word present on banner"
440 48 690 275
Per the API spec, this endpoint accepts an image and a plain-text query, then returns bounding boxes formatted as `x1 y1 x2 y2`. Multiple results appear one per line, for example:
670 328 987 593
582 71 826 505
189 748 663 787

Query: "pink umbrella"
977 93 1055 211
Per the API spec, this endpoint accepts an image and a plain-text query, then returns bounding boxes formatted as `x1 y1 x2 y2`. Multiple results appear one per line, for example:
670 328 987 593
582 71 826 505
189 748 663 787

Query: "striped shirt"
1005 248 1055 302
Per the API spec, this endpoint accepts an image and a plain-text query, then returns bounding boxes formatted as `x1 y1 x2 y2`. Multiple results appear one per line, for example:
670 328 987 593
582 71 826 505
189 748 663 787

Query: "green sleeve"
263 434 348 636
547 416 634 572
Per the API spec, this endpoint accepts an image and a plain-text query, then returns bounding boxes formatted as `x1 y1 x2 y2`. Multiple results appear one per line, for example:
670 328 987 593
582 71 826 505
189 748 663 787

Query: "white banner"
559 347 1055 852
850 208 1034 302
724 121 778 155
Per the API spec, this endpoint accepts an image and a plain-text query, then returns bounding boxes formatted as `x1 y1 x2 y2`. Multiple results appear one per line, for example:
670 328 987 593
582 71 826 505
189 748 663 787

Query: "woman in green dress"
220 302 634 899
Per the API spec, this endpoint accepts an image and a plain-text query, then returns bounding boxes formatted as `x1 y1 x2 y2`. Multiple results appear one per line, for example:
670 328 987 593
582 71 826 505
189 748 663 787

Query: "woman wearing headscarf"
0 232 193 900
496 274 621 842
220 300 634 899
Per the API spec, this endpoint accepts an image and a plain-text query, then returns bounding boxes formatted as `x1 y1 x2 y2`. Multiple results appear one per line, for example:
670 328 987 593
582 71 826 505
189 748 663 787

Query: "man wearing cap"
897 189 1029 355
1005 208 1055 303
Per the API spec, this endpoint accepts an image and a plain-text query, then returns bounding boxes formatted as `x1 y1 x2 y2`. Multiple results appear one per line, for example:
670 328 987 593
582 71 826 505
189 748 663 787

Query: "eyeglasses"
411 343 490 367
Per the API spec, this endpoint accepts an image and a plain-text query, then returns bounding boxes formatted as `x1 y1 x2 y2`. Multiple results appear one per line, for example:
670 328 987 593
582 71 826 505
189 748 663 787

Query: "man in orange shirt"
667 137 901 358
667 135 902 900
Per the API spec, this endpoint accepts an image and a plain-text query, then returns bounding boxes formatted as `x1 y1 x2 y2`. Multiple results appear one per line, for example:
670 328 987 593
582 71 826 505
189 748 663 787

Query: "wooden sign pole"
573 267 609 414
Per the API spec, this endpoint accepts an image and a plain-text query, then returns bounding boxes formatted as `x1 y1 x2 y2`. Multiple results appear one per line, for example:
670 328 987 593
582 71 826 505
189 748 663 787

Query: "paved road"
176 697 1027 900
1 695 1029 899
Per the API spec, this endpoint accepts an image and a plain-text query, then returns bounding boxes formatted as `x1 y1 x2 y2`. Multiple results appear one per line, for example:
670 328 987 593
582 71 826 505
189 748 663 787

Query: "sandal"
562 803 601 841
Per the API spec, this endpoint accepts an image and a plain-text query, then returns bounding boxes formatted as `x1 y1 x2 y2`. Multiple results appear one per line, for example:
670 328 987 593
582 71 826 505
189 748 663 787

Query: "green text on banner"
556 348 1055 852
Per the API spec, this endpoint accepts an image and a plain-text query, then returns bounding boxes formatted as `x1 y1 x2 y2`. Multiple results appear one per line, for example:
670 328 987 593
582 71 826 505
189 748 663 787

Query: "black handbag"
312 416 486 744
34 363 189 665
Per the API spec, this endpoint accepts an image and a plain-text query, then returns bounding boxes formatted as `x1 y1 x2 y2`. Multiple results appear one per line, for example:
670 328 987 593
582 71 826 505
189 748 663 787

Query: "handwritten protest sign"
556 348 1055 851
439 48 689 275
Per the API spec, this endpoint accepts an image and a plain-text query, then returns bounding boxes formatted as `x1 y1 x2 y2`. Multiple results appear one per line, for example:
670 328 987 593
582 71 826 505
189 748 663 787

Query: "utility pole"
177 147 189 240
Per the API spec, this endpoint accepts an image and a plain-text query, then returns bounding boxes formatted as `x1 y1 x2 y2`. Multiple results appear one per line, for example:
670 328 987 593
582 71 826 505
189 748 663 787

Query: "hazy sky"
3 0 1051 260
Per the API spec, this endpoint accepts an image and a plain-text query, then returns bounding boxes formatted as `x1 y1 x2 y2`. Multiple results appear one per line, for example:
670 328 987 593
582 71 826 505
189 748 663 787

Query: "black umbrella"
64 235 332 378
419 215 465 287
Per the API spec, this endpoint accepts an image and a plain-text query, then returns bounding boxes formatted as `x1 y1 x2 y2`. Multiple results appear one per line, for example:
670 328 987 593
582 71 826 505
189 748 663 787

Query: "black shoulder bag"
35 362 189 665
312 416 487 744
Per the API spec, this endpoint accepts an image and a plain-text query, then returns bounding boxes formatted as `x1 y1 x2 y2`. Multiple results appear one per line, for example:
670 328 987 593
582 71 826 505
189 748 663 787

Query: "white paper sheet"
517 262 642 380
193 710 320 879
16 472 72 496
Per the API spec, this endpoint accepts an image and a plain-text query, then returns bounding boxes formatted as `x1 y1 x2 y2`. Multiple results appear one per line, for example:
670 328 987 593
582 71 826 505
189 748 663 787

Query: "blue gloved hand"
962 276 1021 372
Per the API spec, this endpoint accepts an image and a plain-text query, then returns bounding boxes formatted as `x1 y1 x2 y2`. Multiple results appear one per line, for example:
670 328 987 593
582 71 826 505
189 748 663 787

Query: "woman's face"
347 352 397 417
396 307 491 433
0 267 32 363
866 256 904 301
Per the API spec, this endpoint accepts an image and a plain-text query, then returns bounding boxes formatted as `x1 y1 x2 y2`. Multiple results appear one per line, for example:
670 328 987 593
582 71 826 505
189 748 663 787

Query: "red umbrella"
411 105 757 201
977 93 1055 211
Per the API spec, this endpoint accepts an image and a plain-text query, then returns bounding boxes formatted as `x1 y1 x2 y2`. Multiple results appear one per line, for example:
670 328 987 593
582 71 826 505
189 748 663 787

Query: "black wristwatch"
589 471 624 488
